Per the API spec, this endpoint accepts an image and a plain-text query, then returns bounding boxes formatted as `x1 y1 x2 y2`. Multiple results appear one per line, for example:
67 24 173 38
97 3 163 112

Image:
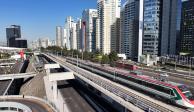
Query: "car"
159 73 169 77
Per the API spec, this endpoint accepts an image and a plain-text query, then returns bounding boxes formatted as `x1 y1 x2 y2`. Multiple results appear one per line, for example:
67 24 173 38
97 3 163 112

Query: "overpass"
0 72 36 80
43 53 187 112
0 95 56 112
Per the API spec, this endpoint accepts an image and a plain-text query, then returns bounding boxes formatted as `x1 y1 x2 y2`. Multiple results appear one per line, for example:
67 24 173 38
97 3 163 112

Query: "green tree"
101 55 109 64
109 51 118 66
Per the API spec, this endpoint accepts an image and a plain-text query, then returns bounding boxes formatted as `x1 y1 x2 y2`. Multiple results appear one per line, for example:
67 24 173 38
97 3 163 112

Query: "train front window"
184 92 194 100
178 85 194 100
178 85 189 92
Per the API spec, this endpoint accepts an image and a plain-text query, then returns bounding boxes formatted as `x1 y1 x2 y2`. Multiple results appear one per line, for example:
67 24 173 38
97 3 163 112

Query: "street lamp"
175 55 178 70
76 55 78 73
61 50 62 57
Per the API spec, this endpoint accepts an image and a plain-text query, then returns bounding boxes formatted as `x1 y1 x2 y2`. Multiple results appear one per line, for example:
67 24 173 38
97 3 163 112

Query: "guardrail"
0 95 58 112
0 72 36 80
45 53 184 112
0 101 32 112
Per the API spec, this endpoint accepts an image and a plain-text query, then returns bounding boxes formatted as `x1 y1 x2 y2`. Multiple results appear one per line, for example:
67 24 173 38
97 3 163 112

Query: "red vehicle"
116 62 137 71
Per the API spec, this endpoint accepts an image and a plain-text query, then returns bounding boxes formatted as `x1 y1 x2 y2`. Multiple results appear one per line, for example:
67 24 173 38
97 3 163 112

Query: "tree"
101 55 109 64
108 51 118 66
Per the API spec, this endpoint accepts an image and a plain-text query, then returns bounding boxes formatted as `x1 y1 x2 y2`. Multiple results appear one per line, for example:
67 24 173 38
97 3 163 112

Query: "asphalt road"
58 80 96 112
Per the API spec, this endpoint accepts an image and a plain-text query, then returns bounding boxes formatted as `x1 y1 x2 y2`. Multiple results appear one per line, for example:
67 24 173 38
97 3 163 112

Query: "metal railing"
45 53 184 112
0 101 32 112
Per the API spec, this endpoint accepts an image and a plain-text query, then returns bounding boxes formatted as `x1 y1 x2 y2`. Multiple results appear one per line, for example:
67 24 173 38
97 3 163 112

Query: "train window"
184 92 194 100
178 85 189 92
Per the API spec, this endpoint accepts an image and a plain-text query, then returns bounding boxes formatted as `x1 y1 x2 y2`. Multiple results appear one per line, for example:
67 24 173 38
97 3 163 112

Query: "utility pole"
61 50 62 56
175 56 177 70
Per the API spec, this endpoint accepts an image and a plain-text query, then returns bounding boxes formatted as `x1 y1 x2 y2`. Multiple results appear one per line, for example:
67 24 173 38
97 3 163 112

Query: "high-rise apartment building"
70 22 77 50
64 16 74 50
76 19 82 51
56 26 63 47
97 0 121 54
82 9 98 52
96 18 101 51
143 0 181 56
63 28 67 48
180 0 194 55
120 0 143 61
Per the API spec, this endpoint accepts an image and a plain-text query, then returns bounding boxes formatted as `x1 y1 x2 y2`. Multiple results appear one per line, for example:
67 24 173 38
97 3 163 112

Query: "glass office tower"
143 0 160 56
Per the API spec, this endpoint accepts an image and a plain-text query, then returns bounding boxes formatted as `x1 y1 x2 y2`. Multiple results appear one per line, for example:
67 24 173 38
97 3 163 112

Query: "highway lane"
69 78 120 112
58 80 96 112
0 99 54 112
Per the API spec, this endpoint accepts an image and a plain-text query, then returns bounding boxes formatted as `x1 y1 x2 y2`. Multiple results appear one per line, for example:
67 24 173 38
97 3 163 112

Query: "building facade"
143 0 161 56
143 0 181 56
6 25 27 48
6 25 21 47
70 22 77 50
15 38 27 48
82 9 98 52
97 0 121 54
120 0 143 61
76 19 82 51
159 0 182 56
56 26 63 47
180 0 194 55
64 16 74 50
38 38 49 48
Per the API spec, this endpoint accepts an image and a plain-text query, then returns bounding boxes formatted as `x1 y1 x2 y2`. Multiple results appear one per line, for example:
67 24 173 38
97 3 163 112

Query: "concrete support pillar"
52 81 58 104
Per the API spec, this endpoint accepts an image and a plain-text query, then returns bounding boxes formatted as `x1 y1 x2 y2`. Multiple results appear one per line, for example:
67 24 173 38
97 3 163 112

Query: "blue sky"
0 0 99 42
0 0 126 43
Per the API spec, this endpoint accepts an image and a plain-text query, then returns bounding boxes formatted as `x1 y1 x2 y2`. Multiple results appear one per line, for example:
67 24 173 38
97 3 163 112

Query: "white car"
159 73 169 77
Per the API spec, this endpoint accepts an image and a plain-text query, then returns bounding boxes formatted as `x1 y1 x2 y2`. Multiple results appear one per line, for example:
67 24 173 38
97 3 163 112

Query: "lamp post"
77 55 78 73
61 50 62 57
175 55 177 70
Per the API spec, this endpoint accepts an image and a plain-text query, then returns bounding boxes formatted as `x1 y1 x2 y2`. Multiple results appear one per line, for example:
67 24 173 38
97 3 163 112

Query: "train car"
120 73 194 108
66 57 194 108
116 62 137 71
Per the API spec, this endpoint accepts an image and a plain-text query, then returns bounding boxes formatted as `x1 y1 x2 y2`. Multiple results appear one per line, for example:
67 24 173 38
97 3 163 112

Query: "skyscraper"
180 0 194 55
97 0 121 54
64 16 74 50
143 0 161 56
143 0 181 56
76 19 82 51
70 22 77 50
82 9 98 52
6 25 27 48
56 26 63 47
159 0 182 56
120 0 143 61
6 25 21 47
